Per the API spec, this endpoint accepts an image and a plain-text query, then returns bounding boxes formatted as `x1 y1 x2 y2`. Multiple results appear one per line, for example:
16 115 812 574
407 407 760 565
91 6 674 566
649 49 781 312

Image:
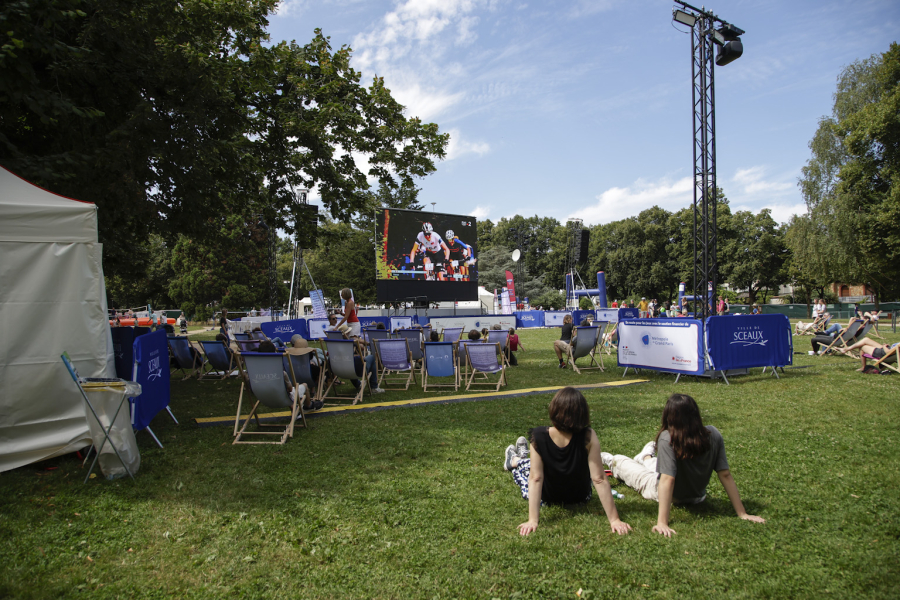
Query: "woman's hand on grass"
518 521 538 536
652 524 676 537
740 513 766 524
609 519 632 535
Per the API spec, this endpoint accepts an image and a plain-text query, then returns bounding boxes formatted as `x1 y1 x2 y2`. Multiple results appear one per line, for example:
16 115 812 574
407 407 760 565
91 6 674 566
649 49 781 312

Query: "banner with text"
617 318 703 374
260 318 309 342
706 314 792 371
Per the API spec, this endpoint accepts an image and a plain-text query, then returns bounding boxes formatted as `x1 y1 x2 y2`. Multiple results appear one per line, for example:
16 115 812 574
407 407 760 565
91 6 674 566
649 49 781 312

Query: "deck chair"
250 330 267 341
233 351 308 445
283 348 324 404
395 329 425 374
168 335 205 379
486 330 510 366
601 323 619 355
422 342 458 392
321 339 369 405
374 338 417 391
871 344 899 373
819 319 865 355
198 340 238 380
325 330 346 340
565 326 603 373
464 343 507 391
233 332 251 342
456 340 477 383
442 328 463 343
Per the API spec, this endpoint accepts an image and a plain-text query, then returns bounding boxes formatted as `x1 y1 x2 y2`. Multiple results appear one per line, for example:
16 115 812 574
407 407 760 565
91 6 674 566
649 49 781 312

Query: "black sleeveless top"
529 426 591 504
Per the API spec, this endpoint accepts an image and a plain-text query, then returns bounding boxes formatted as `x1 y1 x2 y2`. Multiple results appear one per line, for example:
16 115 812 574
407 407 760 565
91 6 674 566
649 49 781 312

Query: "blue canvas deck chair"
374 338 417 391
283 348 324 405
455 340 478 383
565 326 603 373
250 329 267 341
198 340 238 380
233 332 251 342
325 330 346 340
464 343 507 391
422 342 458 392
442 327 463 343
395 329 425 375
487 329 511 366
233 351 309 444
322 339 369 405
167 335 205 380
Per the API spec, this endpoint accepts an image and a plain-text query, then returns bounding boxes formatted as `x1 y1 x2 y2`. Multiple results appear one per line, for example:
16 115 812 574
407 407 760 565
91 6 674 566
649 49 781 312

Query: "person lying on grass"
600 393 765 537
503 387 631 537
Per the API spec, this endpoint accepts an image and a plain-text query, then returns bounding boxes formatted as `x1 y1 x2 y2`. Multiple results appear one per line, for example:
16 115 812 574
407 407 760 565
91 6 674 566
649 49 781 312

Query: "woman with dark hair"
503 387 631 537
602 393 764 537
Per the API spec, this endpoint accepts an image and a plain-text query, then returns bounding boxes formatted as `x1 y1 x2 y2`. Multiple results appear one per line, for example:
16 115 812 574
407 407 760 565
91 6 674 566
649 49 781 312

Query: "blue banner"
111 327 135 379
706 314 792 371
261 318 309 341
131 329 171 431
515 311 544 328
619 307 640 320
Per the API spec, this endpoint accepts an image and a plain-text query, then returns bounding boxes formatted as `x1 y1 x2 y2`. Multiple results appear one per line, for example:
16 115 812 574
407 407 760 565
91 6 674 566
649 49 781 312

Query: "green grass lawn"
2 326 898 599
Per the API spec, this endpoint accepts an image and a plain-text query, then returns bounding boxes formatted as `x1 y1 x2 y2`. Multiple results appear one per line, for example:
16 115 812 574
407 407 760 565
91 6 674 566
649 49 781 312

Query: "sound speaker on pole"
578 229 590 263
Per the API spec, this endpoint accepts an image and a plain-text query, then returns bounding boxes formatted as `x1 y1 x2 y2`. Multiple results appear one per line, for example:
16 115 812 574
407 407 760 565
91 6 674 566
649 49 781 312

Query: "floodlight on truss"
673 9 697 27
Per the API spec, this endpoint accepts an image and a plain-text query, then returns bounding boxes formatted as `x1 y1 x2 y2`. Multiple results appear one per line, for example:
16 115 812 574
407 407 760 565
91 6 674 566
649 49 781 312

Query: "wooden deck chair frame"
843 320 876 358
198 340 237 380
374 338 417 391
321 339 369 405
873 344 899 373
600 323 619 355
422 342 458 392
464 343 507 392
819 319 864 355
455 340 478 385
233 351 309 445
565 326 604 373
283 348 325 405
167 335 204 380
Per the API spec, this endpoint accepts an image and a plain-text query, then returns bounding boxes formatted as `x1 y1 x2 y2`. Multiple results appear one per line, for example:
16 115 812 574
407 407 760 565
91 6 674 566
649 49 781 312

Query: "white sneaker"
504 445 518 471
600 452 614 468
372 387 386 394
515 436 529 458
634 441 656 462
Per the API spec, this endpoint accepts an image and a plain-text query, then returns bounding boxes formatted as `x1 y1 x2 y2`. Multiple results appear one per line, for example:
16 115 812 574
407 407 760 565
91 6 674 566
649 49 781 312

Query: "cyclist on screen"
409 222 450 281
445 229 474 281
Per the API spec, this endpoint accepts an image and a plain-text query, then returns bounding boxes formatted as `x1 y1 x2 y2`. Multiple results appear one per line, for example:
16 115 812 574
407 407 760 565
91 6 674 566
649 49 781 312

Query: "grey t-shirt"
656 425 729 504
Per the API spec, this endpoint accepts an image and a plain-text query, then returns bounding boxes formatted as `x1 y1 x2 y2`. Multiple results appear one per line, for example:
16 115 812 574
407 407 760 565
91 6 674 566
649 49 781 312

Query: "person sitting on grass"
503 387 632 537
835 337 900 371
600 393 765 537
553 314 574 368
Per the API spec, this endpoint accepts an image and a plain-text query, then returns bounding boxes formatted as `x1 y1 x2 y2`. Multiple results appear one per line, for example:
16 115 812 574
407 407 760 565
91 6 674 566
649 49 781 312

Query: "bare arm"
587 429 631 535
336 299 355 328
518 444 543 536
717 469 766 523
409 242 419 263
442 241 450 261
653 474 676 537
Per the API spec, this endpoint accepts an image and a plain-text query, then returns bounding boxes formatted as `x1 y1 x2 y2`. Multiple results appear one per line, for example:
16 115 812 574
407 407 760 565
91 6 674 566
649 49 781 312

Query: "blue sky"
267 0 898 227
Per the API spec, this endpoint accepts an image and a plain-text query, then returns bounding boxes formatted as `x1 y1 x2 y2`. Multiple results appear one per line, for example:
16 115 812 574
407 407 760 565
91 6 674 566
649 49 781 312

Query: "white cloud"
569 176 694 225
470 205 491 219
566 0 615 19
274 0 306 17
445 128 490 160
732 166 793 196
391 83 466 122
733 201 807 226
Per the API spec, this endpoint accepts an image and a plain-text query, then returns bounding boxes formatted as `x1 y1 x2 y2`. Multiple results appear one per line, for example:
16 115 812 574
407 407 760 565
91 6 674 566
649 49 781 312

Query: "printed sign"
307 318 331 339
617 318 703 374
390 316 413 331
544 312 572 327
309 289 327 319
706 314 792 371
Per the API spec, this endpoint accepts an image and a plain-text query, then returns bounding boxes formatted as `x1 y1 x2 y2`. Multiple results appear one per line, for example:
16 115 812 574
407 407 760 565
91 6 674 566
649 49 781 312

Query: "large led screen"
375 208 478 302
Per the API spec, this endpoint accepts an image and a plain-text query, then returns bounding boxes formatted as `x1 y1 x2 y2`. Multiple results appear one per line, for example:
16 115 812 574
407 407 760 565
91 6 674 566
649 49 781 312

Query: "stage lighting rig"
670 0 746 328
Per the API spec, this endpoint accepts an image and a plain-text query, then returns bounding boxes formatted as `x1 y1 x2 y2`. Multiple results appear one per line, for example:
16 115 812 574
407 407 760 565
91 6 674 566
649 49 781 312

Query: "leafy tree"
791 43 900 301
477 219 495 253
720 209 787 305
105 235 174 310
1 0 448 282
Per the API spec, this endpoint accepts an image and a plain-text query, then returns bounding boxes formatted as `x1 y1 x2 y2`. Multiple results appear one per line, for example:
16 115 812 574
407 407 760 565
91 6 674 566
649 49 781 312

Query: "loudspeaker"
577 229 590 263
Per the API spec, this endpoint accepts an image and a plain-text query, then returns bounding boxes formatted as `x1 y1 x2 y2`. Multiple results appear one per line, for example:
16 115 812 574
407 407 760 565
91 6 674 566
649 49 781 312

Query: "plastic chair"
374 338 417 391
233 351 308 444
565 326 604 373
423 342 458 392
321 339 368 405
464 343 507 391
198 340 237 380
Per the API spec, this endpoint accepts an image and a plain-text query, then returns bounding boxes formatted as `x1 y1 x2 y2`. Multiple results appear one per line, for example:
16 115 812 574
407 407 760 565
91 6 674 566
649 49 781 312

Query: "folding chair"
321 339 369 405
198 340 238 380
442 328 463 343
487 330 510 366
601 324 619 355
872 344 899 373
167 335 205 380
233 351 309 445
250 330 268 341
456 340 476 384
233 332 251 342
422 342 458 392
565 326 604 373
374 338 417 391
395 329 425 374
283 348 324 405
464 343 507 391
236 339 262 353
819 319 864 355
325 330 346 340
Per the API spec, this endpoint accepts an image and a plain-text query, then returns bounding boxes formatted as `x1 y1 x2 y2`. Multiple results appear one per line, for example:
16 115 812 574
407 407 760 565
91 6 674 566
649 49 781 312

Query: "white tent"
0 166 115 472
